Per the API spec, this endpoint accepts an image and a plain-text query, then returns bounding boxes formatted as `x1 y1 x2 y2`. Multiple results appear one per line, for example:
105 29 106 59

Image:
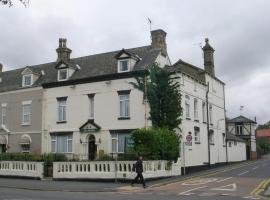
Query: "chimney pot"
202 38 215 76
56 38 72 61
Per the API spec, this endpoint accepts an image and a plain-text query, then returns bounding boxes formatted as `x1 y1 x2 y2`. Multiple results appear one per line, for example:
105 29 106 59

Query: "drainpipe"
206 82 210 168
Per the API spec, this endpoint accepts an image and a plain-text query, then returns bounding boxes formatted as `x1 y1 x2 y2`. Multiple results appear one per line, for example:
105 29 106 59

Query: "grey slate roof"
226 132 245 142
166 59 206 83
0 45 160 92
166 59 225 85
227 115 256 124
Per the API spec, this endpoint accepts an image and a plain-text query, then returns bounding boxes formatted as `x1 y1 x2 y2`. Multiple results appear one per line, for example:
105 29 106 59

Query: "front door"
0 144 6 154
88 135 96 160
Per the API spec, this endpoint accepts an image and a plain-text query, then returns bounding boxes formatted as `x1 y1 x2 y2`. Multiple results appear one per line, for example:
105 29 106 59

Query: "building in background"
256 129 270 143
0 66 44 154
226 115 257 160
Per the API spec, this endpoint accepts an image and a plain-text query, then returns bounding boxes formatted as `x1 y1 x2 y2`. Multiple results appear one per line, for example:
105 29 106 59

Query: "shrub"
131 128 180 161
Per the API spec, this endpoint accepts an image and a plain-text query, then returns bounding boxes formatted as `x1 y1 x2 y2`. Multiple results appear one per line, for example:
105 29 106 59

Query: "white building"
41 31 170 160
37 29 244 170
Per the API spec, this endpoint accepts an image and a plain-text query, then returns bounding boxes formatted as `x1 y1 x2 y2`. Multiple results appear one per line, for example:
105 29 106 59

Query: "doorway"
0 144 6 153
88 134 97 160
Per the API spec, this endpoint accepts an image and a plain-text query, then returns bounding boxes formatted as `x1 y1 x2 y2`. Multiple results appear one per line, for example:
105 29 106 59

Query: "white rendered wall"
227 141 246 162
180 73 227 167
42 77 148 155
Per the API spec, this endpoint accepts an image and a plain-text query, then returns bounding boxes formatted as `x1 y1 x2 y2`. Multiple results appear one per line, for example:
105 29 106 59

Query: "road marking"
211 183 237 191
182 178 217 186
244 196 261 199
238 170 249 176
252 166 259 170
199 192 216 196
250 179 266 196
216 177 233 182
178 186 207 195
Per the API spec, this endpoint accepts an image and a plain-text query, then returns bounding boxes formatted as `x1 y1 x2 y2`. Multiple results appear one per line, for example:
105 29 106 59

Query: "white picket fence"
0 161 44 179
53 158 181 180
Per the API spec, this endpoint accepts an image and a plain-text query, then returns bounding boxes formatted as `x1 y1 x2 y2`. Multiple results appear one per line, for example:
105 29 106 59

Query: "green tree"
257 138 270 154
131 128 180 161
131 63 182 130
257 121 270 130
0 0 28 7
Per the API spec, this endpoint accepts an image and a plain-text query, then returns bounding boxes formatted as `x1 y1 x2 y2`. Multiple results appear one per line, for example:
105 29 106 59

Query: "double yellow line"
251 178 270 198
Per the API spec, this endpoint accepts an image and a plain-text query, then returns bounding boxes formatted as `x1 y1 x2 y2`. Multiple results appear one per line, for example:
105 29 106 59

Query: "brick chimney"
151 29 167 56
56 38 72 61
202 38 215 76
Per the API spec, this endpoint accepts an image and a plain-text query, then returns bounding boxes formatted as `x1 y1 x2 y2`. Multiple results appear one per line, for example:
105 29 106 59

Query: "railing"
0 161 44 179
53 159 181 180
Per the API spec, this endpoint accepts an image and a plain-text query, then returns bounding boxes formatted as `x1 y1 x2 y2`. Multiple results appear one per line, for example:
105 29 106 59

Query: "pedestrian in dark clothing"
131 156 146 188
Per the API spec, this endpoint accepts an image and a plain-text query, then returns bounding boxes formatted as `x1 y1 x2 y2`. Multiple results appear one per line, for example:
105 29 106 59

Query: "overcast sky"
0 0 270 124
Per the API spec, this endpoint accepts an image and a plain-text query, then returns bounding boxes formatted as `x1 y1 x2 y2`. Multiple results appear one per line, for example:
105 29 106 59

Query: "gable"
79 119 101 133
21 67 33 75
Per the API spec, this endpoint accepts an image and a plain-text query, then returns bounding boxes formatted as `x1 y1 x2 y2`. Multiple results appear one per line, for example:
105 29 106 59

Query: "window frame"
119 94 130 118
222 133 226 146
21 144 30 153
58 68 69 81
51 134 73 153
209 104 213 124
22 74 33 87
88 94 95 119
1 104 7 126
111 133 131 154
22 101 32 125
194 98 198 120
209 130 214 145
185 95 190 119
236 125 243 135
118 59 130 73
202 102 206 123
57 98 67 122
194 127 200 143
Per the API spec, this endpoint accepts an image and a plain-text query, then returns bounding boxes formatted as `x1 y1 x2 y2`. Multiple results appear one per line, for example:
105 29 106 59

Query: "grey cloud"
0 0 270 124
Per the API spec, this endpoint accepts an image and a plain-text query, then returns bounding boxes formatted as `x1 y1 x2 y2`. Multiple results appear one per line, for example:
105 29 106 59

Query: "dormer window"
22 74 33 87
58 69 68 81
118 59 130 73
115 49 140 73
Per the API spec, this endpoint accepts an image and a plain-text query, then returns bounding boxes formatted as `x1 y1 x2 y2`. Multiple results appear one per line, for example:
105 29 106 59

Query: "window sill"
223 145 226 147
118 117 130 120
203 122 207 124
210 143 215 145
194 119 199 122
21 123 31 126
210 123 213 126
57 121 67 124
186 117 191 120
195 142 201 144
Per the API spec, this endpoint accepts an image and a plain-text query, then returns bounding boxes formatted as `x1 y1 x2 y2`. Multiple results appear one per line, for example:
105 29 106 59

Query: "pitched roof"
0 45 160 92
166 59 206 83
226 115 257 124
226 133 245 142
256 129 270 137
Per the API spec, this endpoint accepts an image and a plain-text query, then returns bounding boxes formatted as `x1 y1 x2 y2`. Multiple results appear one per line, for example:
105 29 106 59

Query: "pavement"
0 160 259 193
1 156 270 200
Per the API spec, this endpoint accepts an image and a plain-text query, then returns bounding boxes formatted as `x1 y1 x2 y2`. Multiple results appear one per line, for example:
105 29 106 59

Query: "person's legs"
138 173 146 187
131 173 139 185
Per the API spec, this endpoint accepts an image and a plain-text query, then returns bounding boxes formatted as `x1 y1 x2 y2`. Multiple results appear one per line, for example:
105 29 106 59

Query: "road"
0 156 269 200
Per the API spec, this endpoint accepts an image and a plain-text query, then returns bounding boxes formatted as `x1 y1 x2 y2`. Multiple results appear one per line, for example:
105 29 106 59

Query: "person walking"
131 156 146 188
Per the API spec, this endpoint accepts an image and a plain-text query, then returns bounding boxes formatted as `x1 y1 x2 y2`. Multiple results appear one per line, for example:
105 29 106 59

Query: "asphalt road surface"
0 155 269 200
